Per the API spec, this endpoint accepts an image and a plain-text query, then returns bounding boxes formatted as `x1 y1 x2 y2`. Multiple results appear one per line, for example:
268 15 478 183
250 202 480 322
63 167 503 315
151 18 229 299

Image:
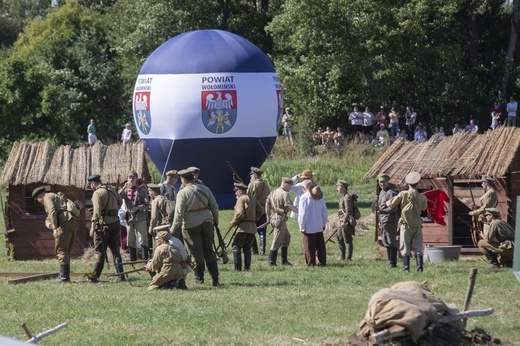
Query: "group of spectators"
86 119 133 146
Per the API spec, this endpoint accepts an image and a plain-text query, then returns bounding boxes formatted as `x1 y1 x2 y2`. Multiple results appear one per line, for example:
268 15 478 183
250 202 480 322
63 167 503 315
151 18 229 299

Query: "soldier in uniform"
478 208 515 268
87 174 125 282
160 170 178 202
265 177 298 266
230 182 263 270
376 173 399 268
336 180 355 261
188 166 205 185
247 166 270 255
171 168 220 286
386 172 428 272
119 170 150 261
469 175 498 237
33 187 78 282
148 184 169 235
145 230 187 290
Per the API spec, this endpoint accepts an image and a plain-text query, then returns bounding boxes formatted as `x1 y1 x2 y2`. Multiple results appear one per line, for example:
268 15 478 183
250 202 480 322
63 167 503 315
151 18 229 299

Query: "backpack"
57 192 81 217
352 194 361 220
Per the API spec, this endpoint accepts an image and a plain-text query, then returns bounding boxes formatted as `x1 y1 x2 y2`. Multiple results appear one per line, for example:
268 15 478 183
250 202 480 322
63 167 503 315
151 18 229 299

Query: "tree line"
0 0 519 160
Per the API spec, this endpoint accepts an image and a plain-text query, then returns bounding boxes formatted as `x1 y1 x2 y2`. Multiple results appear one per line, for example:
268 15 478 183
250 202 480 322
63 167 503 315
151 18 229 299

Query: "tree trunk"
500 0 520 99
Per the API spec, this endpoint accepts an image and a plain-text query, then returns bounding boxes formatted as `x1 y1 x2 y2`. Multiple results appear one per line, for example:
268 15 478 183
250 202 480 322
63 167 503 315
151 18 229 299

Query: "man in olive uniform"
265 177 298 266
247 166 270 255
469 175 498 237
336 180 355 261
377 173 399 268
230 182 264 270
171 168 220 286
87 174 125 282
145 230 186 290
160 170 178 201
148 184 169 235
33 187 78 282
386 172 428 272
478 208 515 268
119 171 150 261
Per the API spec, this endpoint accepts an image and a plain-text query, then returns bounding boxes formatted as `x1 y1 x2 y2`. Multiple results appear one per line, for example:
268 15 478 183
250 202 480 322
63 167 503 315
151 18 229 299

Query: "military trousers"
55 219 78 265
380 219 399 248
183 221 217 266
478 239 514 264
126 219 148 248
232 232 254 252
270 221 291 251
399 223 423 256
94 221 123 263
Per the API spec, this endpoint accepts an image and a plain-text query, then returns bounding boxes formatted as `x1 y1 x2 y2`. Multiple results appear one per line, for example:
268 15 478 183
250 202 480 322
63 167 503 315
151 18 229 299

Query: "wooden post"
462 268 478 328
513 196 520 282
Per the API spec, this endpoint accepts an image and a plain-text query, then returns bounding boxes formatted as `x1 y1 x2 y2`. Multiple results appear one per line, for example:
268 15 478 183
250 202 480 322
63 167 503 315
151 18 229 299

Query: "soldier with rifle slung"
230 182 264 271
87 174 125 282
247 167 270 255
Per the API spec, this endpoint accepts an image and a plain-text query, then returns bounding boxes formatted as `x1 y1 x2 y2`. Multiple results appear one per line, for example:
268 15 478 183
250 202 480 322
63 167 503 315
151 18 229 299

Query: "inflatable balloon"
133 29 283 208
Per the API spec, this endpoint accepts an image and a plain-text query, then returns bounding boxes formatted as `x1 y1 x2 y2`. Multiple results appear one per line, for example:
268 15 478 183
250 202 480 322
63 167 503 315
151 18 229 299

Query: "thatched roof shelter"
364 127 520 184
0 140 150 187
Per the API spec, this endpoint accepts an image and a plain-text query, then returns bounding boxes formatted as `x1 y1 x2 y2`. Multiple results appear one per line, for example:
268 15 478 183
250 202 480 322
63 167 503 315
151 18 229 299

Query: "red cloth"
422 189 450 226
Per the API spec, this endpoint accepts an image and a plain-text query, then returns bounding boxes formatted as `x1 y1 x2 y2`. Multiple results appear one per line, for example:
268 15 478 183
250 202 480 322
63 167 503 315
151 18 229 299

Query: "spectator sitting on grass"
333 127 345 147
312 127 323 146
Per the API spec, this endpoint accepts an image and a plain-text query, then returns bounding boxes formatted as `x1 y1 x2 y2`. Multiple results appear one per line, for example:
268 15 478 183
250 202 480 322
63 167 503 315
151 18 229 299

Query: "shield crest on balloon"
134 91 152 135
202 90 237 134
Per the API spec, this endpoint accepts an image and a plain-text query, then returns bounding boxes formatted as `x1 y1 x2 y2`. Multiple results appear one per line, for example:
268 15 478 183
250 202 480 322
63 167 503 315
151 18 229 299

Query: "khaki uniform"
92 184 123 265
150 195 169 231
378 187 399 247
148 242 184 290
231 193 263 248
266 187 293 250
387 188 428 256
337 193 355 244
474 188 498 237
478 219 515 265
171 184 219 266
43 193 78 265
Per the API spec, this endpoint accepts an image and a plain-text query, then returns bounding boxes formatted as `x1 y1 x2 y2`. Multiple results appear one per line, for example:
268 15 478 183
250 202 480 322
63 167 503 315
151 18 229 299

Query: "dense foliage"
0 0 519 160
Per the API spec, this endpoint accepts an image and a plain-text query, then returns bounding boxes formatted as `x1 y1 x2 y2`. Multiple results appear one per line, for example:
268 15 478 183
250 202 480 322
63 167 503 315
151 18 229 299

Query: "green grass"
1 140 519 345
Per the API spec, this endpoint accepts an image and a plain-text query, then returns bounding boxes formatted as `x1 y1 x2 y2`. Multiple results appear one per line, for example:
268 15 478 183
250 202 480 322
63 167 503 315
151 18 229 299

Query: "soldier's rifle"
468 184 479 247
226 161 244 184
120 260 148 266
109 266 146 277
214 225 229 264
226 226 239 249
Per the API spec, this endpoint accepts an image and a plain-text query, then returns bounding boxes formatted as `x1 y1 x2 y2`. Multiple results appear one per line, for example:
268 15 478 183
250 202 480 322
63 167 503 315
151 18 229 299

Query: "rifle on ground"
109 266 146 277
214 226 229 264
226 161 244 184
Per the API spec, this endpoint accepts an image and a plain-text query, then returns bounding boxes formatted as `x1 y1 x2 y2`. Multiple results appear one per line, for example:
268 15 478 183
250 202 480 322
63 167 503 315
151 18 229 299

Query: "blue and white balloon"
133 29 283 207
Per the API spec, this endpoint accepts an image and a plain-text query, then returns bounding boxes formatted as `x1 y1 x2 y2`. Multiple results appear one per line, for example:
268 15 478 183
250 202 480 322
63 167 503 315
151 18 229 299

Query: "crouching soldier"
478 208 515 268
146 230 188 290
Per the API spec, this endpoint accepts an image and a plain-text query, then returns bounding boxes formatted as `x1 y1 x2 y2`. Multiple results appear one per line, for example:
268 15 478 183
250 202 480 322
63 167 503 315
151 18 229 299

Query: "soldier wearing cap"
188 166 204 185
230 182 263 270
33 187 78 282
376 173 399 268
478 208 515 268
335 179 355 261
265 177 298 266
171 168 220 286
247 166 271 255
148 184 170 236
119 170 150 261
145 230 185 290
87 174 125 282
386 172 428 272
469 175 498 237
160 170 178 202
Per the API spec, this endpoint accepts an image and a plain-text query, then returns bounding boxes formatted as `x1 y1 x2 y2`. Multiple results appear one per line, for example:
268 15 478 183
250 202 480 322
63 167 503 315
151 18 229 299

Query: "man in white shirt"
414 125 428 142
121 123 132 145
348 106 363 134
506 96 518 127
362 107 374 136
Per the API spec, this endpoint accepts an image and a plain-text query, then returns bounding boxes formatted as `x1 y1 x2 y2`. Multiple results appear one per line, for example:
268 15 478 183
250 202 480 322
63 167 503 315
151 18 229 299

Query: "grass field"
1 140 519 345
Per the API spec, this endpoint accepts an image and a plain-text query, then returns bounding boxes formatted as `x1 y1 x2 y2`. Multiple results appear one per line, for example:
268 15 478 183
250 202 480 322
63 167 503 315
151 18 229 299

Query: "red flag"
422 189 450 226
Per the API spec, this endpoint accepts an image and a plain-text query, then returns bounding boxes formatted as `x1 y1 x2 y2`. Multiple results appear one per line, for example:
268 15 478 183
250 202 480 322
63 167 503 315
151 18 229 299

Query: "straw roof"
364 127 520 185
0 141 150 187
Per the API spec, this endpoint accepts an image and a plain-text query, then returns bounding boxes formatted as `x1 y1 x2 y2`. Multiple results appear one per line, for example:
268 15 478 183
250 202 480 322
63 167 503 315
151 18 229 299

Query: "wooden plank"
7 272 59 284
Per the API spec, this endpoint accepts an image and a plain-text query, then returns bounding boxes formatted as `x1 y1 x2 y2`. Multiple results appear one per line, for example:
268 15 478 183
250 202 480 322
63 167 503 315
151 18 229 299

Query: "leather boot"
56 264 70 282
402 255 410 272
338 242 346 260
346 242 353 260
88 262 104 282
176 278 188 290
141 246 149 260
416 255 424 272
206 261 219 287
259 233 266 255
281 247 292 266
194 264 205 284
484 252 500 268
243 248 252 271
129 247 137 262
233 250 242 271
114 258 126 282
269 250 278 266
386 247 397 268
